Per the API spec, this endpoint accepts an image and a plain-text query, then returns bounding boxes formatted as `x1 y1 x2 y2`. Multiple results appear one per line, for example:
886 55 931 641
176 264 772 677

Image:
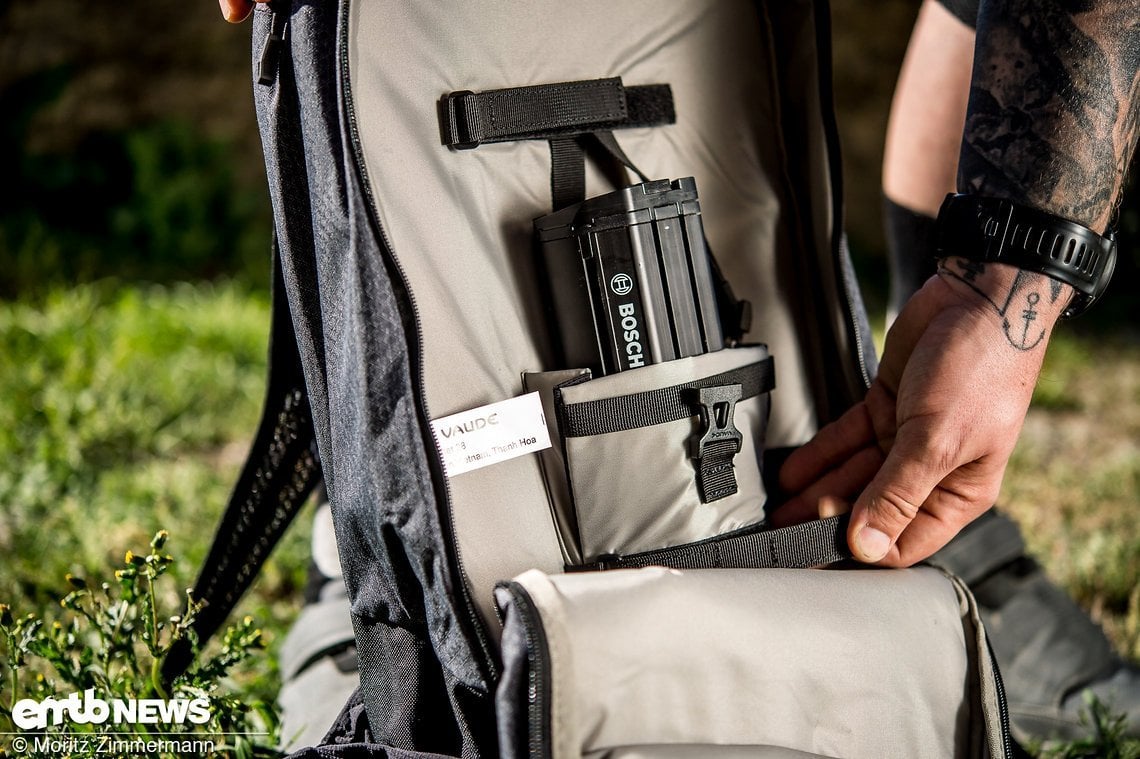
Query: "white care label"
430 391 552 476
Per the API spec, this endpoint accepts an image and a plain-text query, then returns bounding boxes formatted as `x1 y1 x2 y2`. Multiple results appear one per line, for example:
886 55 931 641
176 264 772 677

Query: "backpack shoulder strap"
163 241 321 681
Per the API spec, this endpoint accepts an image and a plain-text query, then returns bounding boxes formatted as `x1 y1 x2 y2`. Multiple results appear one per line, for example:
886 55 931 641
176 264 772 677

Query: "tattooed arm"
777 0 1140 565
940 0 1140 343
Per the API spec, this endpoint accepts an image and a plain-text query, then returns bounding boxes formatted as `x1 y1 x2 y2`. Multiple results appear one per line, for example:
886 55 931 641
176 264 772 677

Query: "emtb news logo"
12 689 211 729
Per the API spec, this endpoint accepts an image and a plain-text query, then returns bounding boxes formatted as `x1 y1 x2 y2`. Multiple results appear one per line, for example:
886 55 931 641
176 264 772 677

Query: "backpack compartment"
345 0 865 634
494 566 1011 759
525 346 773 567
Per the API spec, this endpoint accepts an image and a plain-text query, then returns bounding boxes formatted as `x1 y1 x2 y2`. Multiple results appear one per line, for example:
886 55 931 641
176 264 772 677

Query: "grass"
0 281 311 706
1004 329 1140 662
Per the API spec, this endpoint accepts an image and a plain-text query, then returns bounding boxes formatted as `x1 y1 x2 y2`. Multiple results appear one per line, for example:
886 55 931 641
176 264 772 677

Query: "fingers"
219 0 259 23
779 403 876 494
816 495 852 519
770 445 882 527
846 424 953 564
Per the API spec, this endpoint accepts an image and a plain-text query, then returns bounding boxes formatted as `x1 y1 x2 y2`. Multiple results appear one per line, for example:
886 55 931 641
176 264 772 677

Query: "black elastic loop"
590 130 651 185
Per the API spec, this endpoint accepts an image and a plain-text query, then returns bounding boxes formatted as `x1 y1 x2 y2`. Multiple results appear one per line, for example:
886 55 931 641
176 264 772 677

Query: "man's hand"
776 260 1070 566
219 0 266 23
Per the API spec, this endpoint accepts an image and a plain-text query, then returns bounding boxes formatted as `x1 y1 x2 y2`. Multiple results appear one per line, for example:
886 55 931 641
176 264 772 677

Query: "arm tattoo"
938 258 1049 351
959 0 1140 231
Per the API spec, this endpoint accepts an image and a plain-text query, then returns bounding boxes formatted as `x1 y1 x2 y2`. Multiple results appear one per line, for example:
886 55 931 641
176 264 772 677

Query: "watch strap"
936 193 1117 318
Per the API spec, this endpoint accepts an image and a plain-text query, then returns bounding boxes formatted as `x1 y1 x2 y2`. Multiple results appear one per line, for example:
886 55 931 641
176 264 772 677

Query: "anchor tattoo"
1005 291 1046 351
938 259 1049 352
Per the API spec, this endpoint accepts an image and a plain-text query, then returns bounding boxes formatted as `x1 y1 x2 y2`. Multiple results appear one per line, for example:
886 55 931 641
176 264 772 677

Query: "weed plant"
0 282 310 709
0 531 280 758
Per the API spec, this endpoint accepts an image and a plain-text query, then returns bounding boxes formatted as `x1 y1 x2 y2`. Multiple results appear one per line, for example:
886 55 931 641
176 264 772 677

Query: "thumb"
848 430 949 564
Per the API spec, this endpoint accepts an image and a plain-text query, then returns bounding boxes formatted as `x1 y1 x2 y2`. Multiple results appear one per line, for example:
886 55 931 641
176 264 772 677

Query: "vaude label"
430 392 551 476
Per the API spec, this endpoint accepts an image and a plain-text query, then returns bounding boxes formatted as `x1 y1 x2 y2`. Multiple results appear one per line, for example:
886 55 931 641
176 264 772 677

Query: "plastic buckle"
687 383 743 460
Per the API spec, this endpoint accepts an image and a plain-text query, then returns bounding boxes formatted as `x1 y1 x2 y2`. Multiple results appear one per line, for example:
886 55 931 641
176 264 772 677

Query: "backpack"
164 1 1020 756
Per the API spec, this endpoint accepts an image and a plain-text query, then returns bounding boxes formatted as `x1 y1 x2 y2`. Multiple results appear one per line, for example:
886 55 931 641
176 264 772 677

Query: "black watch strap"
936 193 1117 317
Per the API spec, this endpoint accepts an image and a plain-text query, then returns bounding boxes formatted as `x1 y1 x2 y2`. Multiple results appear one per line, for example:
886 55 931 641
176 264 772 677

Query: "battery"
534 177 724 375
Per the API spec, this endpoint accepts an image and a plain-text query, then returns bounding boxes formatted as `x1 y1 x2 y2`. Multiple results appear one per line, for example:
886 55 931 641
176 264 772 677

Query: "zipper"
503 582 554 759
813 0 874 393
257 4 288 87
336 0 499 686
986 639 1016 759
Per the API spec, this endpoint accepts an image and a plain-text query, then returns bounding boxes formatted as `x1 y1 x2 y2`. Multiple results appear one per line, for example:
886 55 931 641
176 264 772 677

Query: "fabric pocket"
525 346 773 567
494 565 1014 759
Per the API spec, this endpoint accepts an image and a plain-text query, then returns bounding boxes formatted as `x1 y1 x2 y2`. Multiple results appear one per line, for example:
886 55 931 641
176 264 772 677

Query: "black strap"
162 243 321 682
549 138 586 213
573 515 853 572
559 357 775 437
590 130 651 184
442 77 673 210
441 78 674 149
695 437 742 502
551 130 654 209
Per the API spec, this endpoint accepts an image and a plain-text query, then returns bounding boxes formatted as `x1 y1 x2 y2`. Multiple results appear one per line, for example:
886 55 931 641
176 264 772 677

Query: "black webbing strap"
695 436 741 502
559 357 775 438
162 245 321 682
549 138 586 212
441 78 674 149
442 77 673 209
551 130 654 210
573 515 853 572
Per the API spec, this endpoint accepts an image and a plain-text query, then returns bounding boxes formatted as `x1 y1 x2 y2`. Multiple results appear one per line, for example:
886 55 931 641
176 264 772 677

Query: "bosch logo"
610 273 634 296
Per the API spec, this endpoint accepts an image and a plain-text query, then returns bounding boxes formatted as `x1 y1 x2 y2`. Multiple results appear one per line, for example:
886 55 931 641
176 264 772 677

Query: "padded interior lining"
348 0 835 631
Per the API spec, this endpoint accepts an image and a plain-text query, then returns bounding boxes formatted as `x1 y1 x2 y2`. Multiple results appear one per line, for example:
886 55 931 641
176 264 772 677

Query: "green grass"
1005 330 1140 663
0 281 310 705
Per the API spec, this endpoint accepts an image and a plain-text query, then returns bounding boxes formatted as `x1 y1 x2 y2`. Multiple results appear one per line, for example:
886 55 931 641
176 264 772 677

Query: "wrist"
936 258 1069 348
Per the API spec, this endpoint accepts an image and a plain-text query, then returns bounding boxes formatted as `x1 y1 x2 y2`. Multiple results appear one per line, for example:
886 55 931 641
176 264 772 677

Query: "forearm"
883 0 975 218
960 0 1140 234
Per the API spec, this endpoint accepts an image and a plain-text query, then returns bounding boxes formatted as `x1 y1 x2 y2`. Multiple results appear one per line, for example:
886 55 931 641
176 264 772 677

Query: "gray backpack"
165 1 1019 756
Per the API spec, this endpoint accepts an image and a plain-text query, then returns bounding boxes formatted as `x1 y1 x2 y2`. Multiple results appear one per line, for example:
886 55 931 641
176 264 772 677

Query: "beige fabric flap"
508 566 990 759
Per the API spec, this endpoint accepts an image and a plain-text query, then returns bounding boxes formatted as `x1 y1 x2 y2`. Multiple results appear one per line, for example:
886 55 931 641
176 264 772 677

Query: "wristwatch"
935 193 1117 318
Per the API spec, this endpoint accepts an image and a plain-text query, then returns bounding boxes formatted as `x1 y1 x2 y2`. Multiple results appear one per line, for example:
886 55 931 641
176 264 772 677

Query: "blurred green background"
0 0 1137 729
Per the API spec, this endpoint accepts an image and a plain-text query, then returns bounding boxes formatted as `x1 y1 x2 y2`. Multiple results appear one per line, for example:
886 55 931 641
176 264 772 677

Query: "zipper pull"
257 8 288 86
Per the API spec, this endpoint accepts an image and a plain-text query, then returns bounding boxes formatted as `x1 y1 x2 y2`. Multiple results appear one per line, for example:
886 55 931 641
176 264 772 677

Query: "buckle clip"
688 383 743 460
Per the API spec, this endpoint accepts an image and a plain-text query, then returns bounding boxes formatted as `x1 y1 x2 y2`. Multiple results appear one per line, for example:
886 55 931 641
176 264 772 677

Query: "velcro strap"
441 77 675 148
559 357 775 438
573 515 853 571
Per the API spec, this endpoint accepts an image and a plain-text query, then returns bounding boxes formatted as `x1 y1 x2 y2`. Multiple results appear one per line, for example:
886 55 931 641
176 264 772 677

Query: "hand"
775 260 1070 566
219 0 267 23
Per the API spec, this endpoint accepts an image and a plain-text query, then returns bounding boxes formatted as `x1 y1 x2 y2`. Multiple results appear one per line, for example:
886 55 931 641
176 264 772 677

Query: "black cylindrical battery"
534 177 724 375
